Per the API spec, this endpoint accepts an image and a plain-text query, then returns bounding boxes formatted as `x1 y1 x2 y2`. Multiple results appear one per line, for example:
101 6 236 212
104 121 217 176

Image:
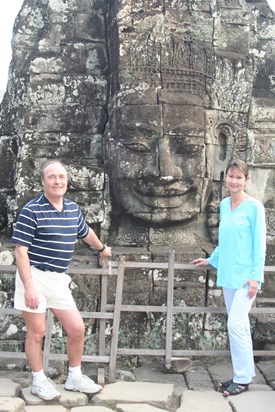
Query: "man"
12 160 112 401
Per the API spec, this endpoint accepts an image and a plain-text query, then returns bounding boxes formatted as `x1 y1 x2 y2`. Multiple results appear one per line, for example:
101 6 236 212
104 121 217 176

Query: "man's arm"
14 244 40 310
83 227 112 257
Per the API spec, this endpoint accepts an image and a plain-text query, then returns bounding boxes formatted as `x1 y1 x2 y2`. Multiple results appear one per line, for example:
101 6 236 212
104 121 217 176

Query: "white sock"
68 365 82 377
32 369 47 383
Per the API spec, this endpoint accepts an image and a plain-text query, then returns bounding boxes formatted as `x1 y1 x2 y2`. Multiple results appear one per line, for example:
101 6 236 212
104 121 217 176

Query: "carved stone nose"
159 140 182 179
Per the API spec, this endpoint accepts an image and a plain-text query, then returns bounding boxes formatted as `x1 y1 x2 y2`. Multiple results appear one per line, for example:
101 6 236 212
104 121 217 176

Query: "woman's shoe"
223 382 249 396
217 378 233 392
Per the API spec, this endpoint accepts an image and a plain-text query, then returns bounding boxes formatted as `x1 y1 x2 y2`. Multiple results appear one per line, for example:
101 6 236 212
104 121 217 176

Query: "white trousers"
223 287 256 384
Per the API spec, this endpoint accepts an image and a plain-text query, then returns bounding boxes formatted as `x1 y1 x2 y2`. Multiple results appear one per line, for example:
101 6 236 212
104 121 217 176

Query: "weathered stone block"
164 357 192 374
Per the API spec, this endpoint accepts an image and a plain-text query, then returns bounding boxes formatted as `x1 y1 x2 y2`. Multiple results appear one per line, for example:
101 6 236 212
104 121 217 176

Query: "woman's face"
225 167 248 195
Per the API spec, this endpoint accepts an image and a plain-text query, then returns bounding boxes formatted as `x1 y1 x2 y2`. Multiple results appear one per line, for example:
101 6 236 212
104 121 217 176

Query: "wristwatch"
97 244 106 253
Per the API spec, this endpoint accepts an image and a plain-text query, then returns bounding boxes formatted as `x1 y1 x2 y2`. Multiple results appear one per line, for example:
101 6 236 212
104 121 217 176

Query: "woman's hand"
190 258 209 266
243 279 259 299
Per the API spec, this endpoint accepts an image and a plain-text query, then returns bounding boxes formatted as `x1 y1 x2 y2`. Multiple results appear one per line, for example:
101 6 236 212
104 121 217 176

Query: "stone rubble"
0 359 275 412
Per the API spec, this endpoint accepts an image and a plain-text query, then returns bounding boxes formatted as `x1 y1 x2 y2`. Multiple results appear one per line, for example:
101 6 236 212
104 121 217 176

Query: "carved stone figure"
106 34 214 247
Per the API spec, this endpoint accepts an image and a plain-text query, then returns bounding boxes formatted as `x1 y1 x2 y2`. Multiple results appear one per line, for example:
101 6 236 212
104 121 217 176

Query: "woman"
191 159 266 396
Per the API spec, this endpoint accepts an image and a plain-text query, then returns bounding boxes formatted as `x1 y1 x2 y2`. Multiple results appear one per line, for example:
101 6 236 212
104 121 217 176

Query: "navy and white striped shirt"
12 194 89 273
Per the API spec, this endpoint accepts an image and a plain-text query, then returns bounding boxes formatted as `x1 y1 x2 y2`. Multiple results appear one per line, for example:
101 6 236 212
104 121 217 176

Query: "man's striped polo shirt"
12 194 89 273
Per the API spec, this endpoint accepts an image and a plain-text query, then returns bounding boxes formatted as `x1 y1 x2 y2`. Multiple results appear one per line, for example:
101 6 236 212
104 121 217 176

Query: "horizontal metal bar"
1 263 275 274
0 309 22 315
48 353 110 363
0 265 118 276
256 297 275 303
0 265 16 273
92 305 275 314
116 348 231 356
67 268 118 276
0 309 114 319
0 352 26 359
116 348 275 357
2 348 275 360
0 351 109 364
2 306 275 317
79 311 114 319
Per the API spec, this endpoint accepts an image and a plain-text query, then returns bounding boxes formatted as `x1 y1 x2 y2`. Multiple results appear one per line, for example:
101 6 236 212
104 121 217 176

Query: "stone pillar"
0 0 109 238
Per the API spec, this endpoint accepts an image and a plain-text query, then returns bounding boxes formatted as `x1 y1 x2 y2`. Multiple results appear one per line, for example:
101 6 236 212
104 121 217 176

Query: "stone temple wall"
0 0 275 358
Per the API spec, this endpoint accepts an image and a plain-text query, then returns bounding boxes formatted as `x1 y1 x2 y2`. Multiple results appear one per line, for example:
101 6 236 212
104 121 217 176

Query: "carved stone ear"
215 122 236 160
212 121 236 181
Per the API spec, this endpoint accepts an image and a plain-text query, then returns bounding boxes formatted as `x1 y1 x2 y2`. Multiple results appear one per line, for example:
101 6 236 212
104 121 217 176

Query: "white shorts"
14 266 77 313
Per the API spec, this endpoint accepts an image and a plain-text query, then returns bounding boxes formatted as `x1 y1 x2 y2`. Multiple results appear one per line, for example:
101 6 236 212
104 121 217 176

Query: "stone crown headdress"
122 34 215 95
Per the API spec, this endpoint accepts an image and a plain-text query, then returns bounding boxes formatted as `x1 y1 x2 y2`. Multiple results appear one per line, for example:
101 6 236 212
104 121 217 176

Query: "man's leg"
52 307 102 394
51 307 85 366
23 311 61 401
22 311 46 371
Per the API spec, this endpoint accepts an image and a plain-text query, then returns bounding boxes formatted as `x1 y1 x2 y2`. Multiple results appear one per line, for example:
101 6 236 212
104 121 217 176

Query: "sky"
0 0 24 93
0 1 274 94
268 0 275 12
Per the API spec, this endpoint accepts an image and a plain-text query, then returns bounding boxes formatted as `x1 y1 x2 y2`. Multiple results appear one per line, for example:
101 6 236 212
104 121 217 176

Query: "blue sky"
0 1 24 92
268 0 275 11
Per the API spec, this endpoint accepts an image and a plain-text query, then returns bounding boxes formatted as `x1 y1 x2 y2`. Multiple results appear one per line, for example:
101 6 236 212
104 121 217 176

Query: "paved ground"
0 358 275 411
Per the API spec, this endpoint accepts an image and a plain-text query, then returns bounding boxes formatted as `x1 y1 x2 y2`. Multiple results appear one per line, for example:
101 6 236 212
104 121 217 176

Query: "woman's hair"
40 160 69 180
225 159 249 178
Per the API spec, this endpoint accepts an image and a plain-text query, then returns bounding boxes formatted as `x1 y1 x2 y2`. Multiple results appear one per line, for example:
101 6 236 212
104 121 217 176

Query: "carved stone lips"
132 183 193 208
133 182 188 197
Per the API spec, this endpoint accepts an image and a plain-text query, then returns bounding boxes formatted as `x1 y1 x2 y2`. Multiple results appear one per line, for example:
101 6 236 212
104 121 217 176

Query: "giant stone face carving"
106 32 217 245
108 104 209 224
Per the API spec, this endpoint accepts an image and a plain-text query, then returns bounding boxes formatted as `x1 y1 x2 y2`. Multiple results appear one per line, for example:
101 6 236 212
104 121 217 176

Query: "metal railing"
1 253 275 383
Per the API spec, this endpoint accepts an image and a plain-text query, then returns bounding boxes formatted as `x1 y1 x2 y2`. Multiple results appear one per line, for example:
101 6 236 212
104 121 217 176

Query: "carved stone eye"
122 142 151 153
175 144 203 155
173 137 204 155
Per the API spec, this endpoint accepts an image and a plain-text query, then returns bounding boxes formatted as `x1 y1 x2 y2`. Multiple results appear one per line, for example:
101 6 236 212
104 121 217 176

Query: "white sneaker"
31 377 61 401
64 374 103 394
